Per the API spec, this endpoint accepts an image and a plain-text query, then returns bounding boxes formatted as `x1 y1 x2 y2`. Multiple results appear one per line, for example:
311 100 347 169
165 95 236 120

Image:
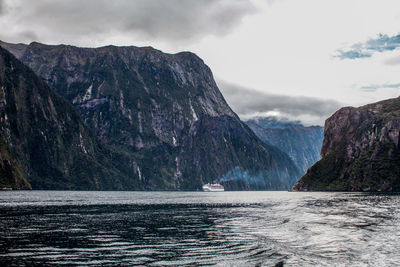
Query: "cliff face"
0 135 30 189
246 117 324 175
2 41 300 190
0 46 136 190
292 97 400 192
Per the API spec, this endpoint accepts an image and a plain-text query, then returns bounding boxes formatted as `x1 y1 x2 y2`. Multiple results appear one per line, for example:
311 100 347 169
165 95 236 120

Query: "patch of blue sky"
336 33 400 59
360 82 400 92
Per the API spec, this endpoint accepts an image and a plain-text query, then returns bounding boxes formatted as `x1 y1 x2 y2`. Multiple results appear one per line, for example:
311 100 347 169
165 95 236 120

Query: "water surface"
0 191 399 266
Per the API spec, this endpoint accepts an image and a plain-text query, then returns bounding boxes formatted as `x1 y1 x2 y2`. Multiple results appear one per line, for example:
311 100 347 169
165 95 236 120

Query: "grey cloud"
336 33 400 60
384 56 400 66
0 0 4 15
360 82 400 92
8 0 256 43
218 81 342 125
17 30 38 41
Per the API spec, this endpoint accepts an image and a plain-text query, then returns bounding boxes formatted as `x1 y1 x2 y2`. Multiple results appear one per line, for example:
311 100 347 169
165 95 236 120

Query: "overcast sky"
1 0 400 125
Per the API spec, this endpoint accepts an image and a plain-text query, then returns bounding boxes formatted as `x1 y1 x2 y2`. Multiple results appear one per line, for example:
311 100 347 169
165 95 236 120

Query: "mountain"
292 97 400 192
0 46 138 190
1 41 301 190
246 117 324 174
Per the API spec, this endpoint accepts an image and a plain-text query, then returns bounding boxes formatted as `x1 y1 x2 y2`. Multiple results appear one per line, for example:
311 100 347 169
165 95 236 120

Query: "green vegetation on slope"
0 135 30 189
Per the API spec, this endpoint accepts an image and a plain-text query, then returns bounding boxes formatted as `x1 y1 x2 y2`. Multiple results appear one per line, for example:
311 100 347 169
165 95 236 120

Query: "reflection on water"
0 191 399 266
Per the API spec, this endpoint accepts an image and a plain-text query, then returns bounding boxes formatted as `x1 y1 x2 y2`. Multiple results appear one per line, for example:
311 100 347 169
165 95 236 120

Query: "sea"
0 191 399 266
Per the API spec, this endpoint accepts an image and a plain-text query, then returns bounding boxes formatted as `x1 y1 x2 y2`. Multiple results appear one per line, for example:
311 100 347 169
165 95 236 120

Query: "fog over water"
0 191 399 266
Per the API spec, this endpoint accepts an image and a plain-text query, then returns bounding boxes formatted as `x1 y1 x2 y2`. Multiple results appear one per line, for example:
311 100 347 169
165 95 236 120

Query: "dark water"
0 191 399 266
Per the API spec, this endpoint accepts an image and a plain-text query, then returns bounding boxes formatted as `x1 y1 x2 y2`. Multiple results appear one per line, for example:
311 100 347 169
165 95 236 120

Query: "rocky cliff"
0 46 137 190
292 97 400 191
1 41 301 190
246 117 324 175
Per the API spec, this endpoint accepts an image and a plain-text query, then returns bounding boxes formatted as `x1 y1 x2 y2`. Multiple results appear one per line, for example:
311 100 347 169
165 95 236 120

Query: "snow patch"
82 84 93 102
138 112 143 133
190 103 198 121
80 98 108 109
1 86 6 105
119 90 125 111
137 166 142 181
79 133 88 154
135 136 144 149
40 131 47 142
174 156 182 181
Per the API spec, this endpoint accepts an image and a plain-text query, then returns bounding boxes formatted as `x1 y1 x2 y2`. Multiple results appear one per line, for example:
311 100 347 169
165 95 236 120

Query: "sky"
1 0 400 125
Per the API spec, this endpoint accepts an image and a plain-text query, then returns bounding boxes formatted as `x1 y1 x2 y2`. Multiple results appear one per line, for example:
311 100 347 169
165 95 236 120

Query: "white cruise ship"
202 183 224 192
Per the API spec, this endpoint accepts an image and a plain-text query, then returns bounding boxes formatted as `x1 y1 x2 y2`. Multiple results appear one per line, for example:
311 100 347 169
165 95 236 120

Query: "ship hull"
202 184 224 192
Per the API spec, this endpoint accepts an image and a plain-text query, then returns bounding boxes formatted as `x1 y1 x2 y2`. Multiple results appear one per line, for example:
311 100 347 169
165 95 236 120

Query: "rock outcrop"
1 41 301 190
246 117 324 175
292 97 400 191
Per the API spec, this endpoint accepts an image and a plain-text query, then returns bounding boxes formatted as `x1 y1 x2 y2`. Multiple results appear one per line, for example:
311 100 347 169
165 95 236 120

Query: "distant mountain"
246 117 324 175
247 117 303 129
292 97 400 192
2 41 301 190
0 46 137 190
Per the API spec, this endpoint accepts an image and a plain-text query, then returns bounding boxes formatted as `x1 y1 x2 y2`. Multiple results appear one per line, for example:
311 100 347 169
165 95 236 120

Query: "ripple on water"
0 191 400 266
